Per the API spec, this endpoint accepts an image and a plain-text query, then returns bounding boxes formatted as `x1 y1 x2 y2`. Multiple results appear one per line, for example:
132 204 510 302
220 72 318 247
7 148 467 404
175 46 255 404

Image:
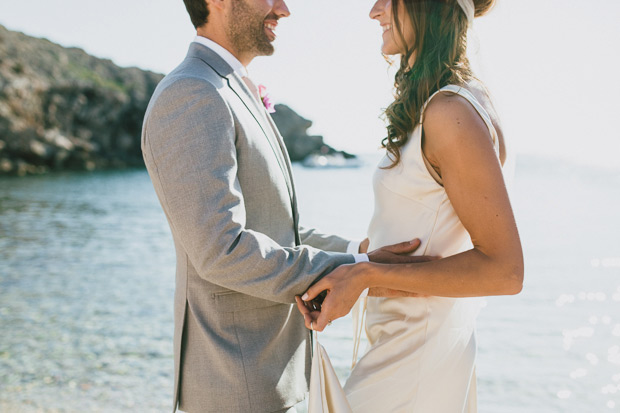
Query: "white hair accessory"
456 0 475 26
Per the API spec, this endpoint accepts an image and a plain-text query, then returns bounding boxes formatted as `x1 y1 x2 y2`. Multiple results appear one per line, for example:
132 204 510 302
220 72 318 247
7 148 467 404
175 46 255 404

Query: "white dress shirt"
192 36 368 263
193 36 247 77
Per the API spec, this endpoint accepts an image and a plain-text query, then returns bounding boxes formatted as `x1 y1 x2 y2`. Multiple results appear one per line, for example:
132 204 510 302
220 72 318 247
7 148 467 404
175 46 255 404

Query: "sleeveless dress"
343 85 501 413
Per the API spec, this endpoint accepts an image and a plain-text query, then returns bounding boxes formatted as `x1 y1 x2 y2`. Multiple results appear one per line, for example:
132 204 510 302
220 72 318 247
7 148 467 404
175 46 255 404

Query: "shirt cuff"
353 253 369 263
347 240 362 254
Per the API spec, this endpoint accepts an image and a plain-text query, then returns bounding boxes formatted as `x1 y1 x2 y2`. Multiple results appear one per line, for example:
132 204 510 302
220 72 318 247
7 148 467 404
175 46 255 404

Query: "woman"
296 0 523 411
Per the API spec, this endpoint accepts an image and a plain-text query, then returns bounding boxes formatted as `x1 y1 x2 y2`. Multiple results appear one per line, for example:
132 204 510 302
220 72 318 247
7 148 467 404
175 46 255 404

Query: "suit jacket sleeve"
298 225 351 253
142 77 355 304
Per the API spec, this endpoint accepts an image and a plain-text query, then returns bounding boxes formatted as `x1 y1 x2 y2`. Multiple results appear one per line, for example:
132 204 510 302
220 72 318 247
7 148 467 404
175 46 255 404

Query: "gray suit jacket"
141 43 356 413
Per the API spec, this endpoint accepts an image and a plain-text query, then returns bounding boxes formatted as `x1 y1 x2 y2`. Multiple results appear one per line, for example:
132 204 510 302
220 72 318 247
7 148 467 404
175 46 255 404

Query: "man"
142 0 423 411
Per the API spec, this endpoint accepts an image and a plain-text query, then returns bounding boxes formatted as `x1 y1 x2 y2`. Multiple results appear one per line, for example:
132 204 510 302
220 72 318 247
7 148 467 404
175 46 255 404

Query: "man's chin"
256 44 275 57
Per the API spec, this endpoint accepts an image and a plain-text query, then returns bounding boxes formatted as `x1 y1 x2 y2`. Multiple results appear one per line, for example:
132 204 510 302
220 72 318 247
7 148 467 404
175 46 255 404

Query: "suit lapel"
188 43 299 243
264 111 301 244
264 113 298 203
227 74 294 190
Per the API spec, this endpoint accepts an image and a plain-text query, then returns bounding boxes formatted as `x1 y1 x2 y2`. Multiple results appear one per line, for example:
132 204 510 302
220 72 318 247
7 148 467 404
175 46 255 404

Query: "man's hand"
367 238 437 264
297 263 423 332
359 238 370 253
295 238 438 331
364 239 435 298
298 262 367 331
295 296 320 329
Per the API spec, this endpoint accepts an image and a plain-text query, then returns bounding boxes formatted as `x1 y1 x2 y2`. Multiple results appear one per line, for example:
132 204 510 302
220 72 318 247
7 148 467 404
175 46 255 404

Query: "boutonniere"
258 84 276 113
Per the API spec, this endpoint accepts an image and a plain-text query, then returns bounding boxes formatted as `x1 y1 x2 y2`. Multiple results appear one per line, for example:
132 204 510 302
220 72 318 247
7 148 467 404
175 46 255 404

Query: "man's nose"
275 0 291 18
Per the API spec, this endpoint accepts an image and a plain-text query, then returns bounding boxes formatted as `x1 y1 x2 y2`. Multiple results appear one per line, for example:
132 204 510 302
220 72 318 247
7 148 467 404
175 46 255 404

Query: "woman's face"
370 0 415 56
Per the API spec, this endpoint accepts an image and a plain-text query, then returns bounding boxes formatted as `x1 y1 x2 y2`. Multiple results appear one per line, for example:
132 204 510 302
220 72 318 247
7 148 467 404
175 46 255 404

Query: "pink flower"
258 84 276 113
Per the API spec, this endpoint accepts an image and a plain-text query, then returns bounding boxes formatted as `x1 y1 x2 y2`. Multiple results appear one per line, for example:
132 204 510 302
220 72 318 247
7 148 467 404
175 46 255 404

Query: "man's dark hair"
183 0 209 29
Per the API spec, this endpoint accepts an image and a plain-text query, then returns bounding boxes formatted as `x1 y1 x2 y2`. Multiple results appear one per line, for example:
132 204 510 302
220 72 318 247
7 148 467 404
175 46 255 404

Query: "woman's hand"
297 263 371 332
295 280 426 331
295 239 436 331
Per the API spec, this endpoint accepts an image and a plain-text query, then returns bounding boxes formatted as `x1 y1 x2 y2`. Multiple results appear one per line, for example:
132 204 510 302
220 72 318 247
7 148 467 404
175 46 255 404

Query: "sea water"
1 155 619 412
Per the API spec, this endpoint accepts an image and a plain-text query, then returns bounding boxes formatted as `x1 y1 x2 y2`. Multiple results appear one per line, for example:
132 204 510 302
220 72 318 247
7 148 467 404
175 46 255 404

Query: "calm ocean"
1 154 619 412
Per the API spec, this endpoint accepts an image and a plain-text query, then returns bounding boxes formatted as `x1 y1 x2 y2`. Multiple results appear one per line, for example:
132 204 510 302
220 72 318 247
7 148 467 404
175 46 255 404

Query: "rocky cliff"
270 104 354 162
0 24 163 175
0 25 352 176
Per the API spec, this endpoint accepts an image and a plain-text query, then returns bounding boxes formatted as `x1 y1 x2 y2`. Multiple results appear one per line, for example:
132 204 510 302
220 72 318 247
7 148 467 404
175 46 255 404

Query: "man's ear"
207 0 226 12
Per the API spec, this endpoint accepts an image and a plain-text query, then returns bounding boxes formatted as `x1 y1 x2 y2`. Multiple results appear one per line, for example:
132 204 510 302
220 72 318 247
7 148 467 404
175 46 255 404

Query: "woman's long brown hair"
382 0 495 168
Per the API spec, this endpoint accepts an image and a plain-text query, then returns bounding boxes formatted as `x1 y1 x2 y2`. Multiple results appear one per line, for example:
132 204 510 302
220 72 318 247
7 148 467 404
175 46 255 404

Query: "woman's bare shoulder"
465 80 507 164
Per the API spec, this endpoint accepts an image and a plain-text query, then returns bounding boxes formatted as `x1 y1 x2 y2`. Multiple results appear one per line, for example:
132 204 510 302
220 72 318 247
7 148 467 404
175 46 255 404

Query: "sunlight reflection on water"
1 156 619 412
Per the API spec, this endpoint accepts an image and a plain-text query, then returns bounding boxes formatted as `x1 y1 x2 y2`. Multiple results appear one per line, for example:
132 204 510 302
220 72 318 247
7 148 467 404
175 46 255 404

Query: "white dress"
344 85 500 413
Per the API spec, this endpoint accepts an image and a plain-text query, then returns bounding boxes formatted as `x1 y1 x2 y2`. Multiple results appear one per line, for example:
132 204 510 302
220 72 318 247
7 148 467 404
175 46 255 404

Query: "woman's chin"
381 49 399 58
380 44 400 57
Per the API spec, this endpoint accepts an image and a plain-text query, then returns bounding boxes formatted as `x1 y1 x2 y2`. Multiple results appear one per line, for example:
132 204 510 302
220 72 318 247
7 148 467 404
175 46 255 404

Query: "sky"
1 0 619 168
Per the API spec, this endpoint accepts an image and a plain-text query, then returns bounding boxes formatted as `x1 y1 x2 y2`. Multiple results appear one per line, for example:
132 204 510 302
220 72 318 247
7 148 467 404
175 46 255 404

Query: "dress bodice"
367 85 500 257
345 85 501 413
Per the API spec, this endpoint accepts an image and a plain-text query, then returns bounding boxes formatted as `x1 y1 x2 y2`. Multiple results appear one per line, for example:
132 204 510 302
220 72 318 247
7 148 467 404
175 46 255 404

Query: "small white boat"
301 153 362 169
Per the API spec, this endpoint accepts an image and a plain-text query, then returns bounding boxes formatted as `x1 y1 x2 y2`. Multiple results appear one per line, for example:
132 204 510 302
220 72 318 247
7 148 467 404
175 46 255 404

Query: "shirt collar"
193 35 248 77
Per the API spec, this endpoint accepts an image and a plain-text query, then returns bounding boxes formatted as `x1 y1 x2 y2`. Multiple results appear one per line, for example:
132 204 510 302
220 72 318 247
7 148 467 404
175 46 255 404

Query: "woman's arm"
299 93 524 331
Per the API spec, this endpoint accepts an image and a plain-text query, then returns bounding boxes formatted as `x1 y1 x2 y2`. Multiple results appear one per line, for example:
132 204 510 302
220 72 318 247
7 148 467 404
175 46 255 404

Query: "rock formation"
0 24 354 176
0 24 162 175
270 104 354 162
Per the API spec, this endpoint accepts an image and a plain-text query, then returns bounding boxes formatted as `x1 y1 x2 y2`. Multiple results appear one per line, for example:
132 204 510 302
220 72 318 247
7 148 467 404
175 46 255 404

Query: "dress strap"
351 289 368 369
420 85 499 153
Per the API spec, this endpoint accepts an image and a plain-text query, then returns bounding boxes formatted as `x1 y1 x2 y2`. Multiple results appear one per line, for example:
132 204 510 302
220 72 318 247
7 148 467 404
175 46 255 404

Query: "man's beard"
227 0 275 57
